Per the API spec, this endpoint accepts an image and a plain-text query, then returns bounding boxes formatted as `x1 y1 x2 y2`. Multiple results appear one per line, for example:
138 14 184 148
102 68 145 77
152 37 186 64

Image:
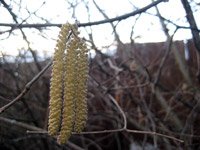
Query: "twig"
0 0 165 29
92 0 122 43
0 95 11 102
73 129 184 143
0 61 52 114
0 0 18 23
126 129 184 143
0 116 44 131
67 141 85 150
27 127 184 143
107 94 127 129
110 82 149 90
153 35 173 85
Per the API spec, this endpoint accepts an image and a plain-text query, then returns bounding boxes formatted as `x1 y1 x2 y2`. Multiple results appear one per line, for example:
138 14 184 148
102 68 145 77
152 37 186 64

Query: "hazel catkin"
48 24 71 136
57 33 79 144
74 39 88 133
48 23 89 144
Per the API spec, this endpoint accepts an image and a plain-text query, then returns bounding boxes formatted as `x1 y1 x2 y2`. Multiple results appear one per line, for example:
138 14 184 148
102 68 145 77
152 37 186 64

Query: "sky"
0 0 199 58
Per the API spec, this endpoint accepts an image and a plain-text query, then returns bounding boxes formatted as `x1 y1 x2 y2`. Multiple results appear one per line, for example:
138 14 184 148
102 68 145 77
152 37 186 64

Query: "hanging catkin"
57 27 79 144
74 39 88 133
48 23 88 145
48 24 71 136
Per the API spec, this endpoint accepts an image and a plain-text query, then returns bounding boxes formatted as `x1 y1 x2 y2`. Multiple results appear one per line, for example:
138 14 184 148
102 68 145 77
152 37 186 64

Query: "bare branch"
181 0 200 52
0 61 52 114
0 116 44 131
0 0 165 30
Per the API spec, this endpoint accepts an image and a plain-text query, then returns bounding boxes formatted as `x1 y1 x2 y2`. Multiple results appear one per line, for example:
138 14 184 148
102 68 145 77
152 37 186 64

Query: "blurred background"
0 0 200 149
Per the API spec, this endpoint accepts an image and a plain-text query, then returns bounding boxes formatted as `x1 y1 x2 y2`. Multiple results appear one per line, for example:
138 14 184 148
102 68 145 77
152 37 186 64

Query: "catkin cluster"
48 23 88 144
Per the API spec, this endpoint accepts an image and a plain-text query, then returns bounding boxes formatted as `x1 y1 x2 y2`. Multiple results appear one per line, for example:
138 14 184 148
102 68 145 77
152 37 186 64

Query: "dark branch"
0 0 165 29
80 0 164 26
0 61 52 114
0 0 19 23
181 0 200 53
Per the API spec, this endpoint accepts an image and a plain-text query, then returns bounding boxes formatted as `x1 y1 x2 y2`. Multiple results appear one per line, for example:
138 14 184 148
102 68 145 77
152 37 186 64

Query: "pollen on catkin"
48 24 71 136
74 39 88 133
57 28 79 144
48 23 89 145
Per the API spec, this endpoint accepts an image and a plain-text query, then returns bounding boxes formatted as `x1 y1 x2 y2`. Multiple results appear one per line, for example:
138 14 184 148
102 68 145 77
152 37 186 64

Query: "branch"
0 61 52 114
92 0 122 43
0 31 73 114
0 116 44 131
0 0 165 29
0 0 18 23
3 115 183 147
181 0 200 53
0 116 84 150
144 11 200 32
26 74 183 143
81 0 164 26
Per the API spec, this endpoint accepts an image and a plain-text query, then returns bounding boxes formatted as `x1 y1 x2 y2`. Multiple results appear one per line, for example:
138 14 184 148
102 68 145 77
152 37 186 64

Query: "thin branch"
27 125 184 143
125 129 184 143
67 142 85 150
92 0 122 43
63 127 184 143
0 61 52 114
144 11 200 32
0 0 19 23
0 116 44 131
0 31 73 114
153 34 173 85
0 116 84 150
0 23 61 28
181 0 200 53
0 0 165 29
4 115 183 147
110 82 150 90
107 94 127 129
1 110 182 143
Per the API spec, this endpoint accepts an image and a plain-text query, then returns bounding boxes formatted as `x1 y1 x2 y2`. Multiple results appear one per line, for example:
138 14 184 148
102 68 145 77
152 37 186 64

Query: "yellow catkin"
48 24 71 136
74 39 88 133
57 26 79 144
49 23 89 144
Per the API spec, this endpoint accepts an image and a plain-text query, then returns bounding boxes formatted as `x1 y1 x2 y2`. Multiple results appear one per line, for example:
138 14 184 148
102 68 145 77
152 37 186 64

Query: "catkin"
48 24 70 136
74 39 88 133
48 23 89 144
57 27 79 144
